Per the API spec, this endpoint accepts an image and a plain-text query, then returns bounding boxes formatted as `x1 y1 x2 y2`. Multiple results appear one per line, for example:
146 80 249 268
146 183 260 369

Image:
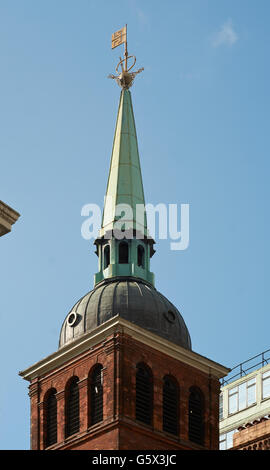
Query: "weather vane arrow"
108 24 144 89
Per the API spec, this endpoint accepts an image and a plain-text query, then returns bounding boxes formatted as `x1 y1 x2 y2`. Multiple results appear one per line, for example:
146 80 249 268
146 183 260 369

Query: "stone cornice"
19 316 230 382
0 200 20 236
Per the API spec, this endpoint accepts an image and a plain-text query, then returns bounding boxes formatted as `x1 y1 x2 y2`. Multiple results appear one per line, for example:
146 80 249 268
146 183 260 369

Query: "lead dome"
59 278 191 350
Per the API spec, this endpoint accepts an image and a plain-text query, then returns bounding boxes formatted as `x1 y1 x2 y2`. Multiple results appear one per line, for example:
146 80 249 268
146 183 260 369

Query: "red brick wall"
120 334 220 449
119 422 193 450
233 419 270 450
60 426 119 450
28 332 220 450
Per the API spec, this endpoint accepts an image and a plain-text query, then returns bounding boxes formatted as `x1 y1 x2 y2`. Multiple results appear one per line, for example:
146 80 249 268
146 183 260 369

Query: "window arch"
90 364 103 425
44 388 57 447
188 386 204 445
104 245 110 269
163 376 179 435
135 363 153 425
65 377 80 438
119 241 129 264
137 245 145 268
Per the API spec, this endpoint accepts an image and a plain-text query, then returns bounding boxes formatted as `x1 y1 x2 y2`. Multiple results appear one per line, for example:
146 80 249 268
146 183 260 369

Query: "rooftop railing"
221 348 270 386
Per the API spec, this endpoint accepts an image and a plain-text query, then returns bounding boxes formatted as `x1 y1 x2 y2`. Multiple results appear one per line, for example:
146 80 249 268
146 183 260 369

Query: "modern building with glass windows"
219 349 270 450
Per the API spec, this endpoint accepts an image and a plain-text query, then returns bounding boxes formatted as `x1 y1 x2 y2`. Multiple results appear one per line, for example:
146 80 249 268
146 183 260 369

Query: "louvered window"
163 376 178 435
45 389 57 447
188 387 204 445
136 363 152 425
65 377 80 437
90 365 103 425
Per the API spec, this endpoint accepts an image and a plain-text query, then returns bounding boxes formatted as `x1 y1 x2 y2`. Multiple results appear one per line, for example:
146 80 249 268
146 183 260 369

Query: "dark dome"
59 278 191 350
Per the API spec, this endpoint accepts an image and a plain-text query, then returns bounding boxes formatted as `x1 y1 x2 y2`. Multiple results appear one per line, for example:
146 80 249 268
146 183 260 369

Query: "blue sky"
1 0 270 449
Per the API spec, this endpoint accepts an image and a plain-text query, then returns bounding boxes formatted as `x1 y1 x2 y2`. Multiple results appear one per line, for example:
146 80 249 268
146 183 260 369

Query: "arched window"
188 387 204 445
90 364 103 425
137 245 145 268
65 377 80 438
136 363 153 425
163 376 179 435
104 245 110 269
119 241 129 264
45 388 57 447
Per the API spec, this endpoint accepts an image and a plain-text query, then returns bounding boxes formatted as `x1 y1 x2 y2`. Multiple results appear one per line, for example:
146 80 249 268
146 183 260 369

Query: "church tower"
20 29 229 450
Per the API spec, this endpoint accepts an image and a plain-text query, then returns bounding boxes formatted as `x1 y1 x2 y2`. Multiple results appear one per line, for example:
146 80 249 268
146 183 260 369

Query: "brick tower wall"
28 331 221 450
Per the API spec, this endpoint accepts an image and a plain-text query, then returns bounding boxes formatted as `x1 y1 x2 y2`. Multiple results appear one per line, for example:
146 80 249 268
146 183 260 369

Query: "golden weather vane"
108 24 144 89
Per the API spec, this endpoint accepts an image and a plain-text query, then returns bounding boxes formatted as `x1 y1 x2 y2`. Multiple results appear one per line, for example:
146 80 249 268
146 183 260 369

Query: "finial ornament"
108 25 144 89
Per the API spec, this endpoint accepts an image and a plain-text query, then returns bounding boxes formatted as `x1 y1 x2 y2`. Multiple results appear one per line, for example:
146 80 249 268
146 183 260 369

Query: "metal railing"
221 348 270 386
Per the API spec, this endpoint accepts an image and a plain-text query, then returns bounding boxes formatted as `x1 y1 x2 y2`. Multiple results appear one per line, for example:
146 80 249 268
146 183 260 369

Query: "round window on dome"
164 310 176 324
67 311 78 327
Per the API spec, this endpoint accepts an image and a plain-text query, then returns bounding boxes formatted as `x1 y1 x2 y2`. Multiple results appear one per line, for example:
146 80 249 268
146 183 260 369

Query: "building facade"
20 51 229 450
219 349 270 450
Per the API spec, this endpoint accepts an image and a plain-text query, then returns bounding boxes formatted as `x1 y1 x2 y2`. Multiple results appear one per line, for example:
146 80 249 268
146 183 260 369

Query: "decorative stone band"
19 316 230 383
233 416 270 450
0 200 20 237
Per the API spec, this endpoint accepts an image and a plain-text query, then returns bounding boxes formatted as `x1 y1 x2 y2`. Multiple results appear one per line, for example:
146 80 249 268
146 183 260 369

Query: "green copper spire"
101 89 147 237
94 88 155 287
